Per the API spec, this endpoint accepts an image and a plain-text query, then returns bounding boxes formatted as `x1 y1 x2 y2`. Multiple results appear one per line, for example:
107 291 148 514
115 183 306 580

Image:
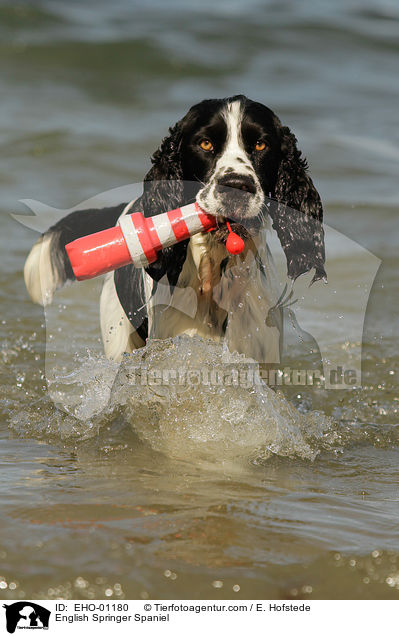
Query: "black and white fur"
24 95 326 363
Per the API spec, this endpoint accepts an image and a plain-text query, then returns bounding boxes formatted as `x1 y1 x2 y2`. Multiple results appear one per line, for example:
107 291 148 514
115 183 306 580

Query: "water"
1 0 399 600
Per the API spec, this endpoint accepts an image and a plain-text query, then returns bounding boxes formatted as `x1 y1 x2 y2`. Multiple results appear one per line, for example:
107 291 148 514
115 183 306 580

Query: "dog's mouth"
208 206 264 246
212 216 250 243
195 182 264 246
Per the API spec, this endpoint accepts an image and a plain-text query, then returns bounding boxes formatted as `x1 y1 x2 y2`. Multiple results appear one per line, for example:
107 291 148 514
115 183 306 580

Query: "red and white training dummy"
65 201 245 281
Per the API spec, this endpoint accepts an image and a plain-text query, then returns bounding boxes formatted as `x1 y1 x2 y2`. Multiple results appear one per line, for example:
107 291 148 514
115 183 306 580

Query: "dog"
24 95 326 364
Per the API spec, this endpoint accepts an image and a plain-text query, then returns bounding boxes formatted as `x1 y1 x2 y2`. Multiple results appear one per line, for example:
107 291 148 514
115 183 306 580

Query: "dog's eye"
199 139 213 152
255 140 267 151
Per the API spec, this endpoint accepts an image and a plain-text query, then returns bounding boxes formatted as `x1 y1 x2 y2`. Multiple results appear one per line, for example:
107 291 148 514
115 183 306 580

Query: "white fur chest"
147 231 281 364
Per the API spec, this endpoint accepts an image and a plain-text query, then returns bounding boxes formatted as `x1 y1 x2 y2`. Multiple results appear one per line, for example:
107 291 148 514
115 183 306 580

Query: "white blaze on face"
216 100 252 176
196 99 264 219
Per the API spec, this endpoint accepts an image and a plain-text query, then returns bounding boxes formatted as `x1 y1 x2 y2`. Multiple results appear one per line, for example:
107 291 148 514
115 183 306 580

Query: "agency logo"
2 603 50 634
13 182 381 408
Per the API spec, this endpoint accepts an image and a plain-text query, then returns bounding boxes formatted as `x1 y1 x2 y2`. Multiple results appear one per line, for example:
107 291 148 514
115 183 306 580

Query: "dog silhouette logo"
2 602 50 633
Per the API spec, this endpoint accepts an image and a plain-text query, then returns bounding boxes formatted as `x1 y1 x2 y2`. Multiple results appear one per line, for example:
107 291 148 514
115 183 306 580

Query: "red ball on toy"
225 221 245 255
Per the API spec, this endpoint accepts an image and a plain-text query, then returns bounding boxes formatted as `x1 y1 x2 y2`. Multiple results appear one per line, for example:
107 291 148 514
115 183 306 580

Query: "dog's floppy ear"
141 121 185 213
270 125 326 283
140 120 189 286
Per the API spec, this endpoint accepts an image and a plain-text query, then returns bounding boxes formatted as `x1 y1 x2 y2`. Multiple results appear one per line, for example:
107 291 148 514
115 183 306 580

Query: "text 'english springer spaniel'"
24 95 326 364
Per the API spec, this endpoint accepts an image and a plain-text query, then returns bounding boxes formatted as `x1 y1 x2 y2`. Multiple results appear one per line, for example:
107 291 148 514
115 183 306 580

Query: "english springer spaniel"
24 95 326 364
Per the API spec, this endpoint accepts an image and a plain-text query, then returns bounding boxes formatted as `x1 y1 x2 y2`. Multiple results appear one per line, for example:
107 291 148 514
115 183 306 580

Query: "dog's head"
142 95 326 283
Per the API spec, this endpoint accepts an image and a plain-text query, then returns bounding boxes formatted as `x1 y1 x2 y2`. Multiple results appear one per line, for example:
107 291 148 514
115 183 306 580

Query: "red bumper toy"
65 201 244 281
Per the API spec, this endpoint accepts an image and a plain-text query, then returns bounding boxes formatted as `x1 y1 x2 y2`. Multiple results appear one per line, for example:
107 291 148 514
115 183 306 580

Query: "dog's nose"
216 173 256 194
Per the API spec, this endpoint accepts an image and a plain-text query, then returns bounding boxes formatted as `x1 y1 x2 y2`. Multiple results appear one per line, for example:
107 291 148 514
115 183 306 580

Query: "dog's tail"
24 204 127 306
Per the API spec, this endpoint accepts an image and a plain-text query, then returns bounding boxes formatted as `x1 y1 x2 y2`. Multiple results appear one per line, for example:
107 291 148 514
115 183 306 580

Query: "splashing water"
109 336 337 462
8 335 337 461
